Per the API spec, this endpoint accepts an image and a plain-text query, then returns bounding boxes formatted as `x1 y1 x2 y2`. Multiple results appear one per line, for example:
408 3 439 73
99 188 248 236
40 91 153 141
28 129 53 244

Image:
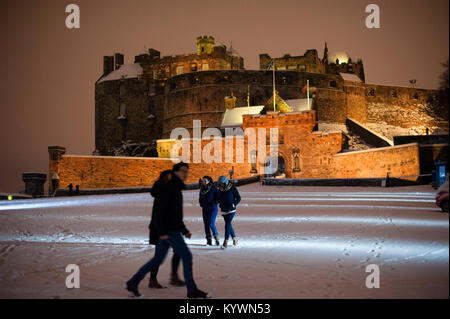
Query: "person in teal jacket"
216 176 241 249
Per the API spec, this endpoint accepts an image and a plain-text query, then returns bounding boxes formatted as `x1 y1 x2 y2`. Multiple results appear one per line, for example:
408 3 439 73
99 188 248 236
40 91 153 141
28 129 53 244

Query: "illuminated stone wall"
52 109 422 189
331 143 420 179
50 152 252 189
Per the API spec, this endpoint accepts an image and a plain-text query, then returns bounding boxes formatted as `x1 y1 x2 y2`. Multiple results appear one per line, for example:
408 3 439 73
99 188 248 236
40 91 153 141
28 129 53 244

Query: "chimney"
114 53 124 70
103 56 114 76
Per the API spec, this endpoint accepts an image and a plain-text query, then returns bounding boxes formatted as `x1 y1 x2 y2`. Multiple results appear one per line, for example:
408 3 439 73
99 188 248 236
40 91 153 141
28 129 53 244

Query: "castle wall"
136 45 244 80
50 139 420 189
50 143 252 189
95 78 165 153
95 71 447 155
162 70 346 138
331 143 420 179
365 84 447 130
260 50 325 73
243 111 343 178
344 81 367 123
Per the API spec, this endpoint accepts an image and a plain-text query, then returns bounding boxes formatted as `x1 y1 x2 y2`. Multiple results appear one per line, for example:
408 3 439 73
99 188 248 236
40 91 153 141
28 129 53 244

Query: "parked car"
436 179 449 213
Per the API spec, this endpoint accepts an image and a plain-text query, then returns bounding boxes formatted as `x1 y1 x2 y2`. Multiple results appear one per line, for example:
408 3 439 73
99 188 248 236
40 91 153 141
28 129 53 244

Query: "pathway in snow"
0 184 447 298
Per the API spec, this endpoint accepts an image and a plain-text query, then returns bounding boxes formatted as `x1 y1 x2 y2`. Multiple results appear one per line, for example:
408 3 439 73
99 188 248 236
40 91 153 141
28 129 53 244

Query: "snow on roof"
340 73 362 83
98 63 143 83
220 99 313 128
220 106 265 128
284 99 312 112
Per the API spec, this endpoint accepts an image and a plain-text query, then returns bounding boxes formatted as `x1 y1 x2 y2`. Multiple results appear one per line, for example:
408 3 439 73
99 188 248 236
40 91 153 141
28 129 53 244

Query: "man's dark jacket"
155 174 189 237
148 179 169 245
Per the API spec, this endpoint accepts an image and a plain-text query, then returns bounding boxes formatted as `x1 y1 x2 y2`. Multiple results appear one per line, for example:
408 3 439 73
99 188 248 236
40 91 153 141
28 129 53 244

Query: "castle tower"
323 42 328 64
197 35 215 55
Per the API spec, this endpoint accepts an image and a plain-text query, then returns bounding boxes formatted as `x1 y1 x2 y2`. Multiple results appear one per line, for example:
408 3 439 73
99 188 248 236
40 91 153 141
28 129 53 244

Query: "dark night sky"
0 0 448 192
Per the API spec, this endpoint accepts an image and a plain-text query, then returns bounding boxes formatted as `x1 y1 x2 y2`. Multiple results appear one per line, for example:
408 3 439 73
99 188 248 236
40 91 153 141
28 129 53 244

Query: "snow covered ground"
0 183 448 299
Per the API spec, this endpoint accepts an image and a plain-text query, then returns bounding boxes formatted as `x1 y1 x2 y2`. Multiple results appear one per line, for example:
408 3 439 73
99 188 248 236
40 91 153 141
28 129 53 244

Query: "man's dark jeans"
132 231 197 292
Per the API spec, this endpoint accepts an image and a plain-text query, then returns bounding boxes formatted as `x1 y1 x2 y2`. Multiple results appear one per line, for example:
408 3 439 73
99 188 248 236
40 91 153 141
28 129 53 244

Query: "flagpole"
307 79 310 110
247 85 250 114
272 59 276 111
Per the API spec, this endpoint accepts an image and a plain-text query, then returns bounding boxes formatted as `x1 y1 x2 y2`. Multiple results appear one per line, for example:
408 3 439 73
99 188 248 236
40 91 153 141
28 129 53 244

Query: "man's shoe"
126 278 142 297
148 279 165 289
213 235 220 246
232 237 238 246
187 288 211 299
206 237 212 246
170 273 186 286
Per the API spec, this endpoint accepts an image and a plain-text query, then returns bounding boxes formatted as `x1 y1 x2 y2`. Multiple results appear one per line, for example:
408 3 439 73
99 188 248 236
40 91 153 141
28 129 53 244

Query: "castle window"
152 70 158 80
119 85 126 99
190 76 198 85
148 85 156 96
367 88 375 96
190 63 197 72
391 90 397 98
118 103 126 119
280 133 284 144
202 63 209 71
176 66 184 75
148 100 155 119
330 81 337 88
411 92 419 99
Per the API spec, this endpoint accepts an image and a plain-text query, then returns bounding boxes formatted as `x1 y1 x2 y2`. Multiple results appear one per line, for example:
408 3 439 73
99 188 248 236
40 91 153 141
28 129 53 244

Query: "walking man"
126 162 209 298
148 170 185 289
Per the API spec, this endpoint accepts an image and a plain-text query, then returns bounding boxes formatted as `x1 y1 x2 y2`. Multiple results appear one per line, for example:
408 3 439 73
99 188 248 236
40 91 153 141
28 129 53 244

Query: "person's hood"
150 180 162 198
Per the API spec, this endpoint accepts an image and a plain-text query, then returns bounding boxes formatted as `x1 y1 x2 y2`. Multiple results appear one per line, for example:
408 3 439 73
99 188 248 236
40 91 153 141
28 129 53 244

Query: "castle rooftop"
98 63 143 83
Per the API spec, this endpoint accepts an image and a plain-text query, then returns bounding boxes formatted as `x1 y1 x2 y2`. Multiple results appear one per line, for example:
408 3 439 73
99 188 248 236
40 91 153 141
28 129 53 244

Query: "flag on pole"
302 81 310 109
301 82 309 94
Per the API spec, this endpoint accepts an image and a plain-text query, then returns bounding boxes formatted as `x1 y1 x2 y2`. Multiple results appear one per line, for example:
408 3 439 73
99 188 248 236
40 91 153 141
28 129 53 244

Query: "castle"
95 36 447 156
43 36 448 192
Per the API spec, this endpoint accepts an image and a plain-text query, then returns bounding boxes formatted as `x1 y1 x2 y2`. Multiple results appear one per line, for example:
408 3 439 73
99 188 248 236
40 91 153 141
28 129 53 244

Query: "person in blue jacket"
199 176 220 246
217 176 241 249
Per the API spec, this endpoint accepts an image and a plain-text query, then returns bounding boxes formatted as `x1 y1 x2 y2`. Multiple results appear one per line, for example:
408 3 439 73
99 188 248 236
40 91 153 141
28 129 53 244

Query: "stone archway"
264 155 286 178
